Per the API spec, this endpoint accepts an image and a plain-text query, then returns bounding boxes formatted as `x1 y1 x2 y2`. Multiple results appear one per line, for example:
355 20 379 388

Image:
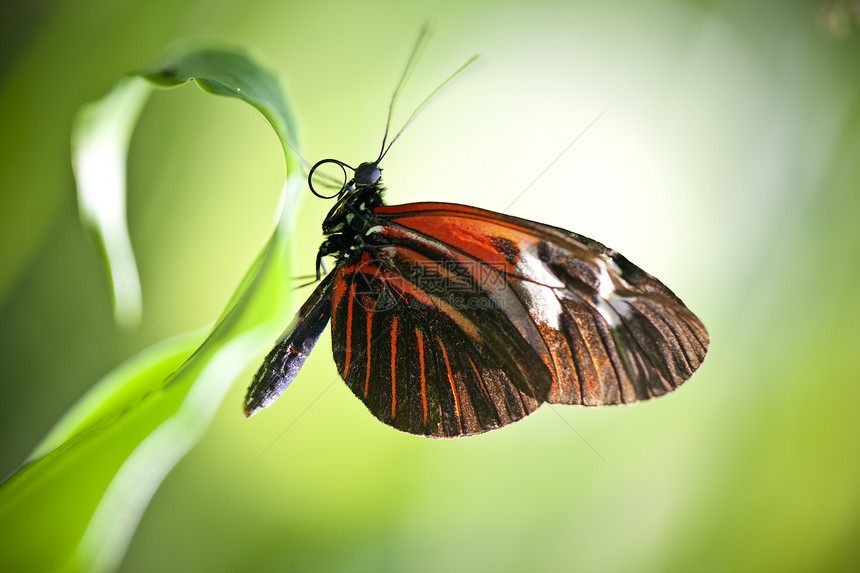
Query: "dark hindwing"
245 273 335 417
372 202 709 409
329 251 552 438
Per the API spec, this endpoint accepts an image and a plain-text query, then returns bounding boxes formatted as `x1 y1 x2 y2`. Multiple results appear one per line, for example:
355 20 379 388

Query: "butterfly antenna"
376 25 435 162
378 53 479 163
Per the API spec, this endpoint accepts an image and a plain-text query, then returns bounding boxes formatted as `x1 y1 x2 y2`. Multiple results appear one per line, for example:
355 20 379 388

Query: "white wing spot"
516 244 565 288
519 281 562 329
594 258 633 327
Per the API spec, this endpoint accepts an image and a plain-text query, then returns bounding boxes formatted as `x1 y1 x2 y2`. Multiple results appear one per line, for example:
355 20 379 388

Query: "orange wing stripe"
416 328 428 424
390 317 398 418
438 341 462 421
466 356 492 405
364 307 372 398
342 279 356 378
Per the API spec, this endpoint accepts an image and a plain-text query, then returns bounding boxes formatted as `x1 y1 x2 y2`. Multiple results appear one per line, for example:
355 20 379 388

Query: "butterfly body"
244 162 709 437
312 162 386 271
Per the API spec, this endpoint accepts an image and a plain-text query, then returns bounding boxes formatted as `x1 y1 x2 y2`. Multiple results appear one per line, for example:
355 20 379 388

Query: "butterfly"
243 39 709 438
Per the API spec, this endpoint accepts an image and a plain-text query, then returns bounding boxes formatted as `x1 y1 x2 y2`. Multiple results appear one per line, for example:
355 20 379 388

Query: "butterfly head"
308 158 384 200
354 162 382 188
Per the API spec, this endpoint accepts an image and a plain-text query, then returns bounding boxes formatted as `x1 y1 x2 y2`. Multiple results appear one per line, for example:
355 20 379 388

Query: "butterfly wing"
371 202 709 408
329 250 552 438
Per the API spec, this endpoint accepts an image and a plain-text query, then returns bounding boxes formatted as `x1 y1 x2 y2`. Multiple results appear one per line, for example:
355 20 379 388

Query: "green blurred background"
2 0 859 571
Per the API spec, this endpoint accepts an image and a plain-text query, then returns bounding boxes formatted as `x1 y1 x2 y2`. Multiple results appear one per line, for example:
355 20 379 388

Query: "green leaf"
135 40 301 173
0 43 303 572
71 76 150 330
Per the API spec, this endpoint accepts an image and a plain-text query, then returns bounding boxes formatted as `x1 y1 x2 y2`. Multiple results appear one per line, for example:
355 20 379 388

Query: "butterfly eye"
354 162 382 187
309 158 353 199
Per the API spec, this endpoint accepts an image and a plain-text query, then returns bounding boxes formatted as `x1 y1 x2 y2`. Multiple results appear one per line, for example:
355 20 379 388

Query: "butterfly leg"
315 249 329 280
